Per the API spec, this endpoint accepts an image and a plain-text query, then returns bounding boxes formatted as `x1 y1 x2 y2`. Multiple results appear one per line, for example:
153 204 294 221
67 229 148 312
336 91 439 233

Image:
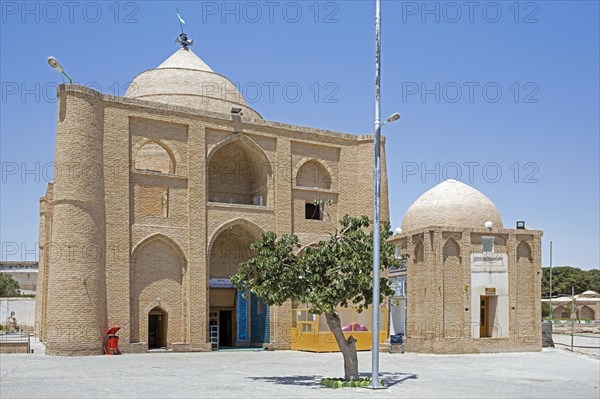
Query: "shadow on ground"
248 372 418 387
363 372 418 387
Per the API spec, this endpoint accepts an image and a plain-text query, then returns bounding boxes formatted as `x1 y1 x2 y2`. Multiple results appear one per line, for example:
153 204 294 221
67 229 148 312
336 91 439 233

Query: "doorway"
148 307 167 349
390 297 406 336
480 297 490 338
219 310 233 347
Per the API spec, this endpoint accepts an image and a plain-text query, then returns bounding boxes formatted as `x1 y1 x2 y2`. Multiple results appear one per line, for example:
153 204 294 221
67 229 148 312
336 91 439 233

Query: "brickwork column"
189 122 209 350
103 107 131 344
45 89 108 355
270 137 292 349
507 231 517 340
462 229 472 339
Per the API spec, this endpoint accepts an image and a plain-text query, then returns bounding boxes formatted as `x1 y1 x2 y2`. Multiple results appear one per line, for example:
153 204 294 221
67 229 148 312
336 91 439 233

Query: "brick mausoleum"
35 37 389 355
388 180 543 353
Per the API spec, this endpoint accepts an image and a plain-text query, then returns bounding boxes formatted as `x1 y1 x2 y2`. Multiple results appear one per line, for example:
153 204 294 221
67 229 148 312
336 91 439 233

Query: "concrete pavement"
1 347 599 398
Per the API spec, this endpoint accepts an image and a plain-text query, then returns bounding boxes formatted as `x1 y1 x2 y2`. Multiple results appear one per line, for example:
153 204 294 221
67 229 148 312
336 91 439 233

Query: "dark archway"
148 306 168 349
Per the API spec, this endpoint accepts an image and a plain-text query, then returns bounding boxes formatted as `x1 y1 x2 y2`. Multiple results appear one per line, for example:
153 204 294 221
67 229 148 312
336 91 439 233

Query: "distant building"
389 180 543 354
542 291 599 320
0 261 38 295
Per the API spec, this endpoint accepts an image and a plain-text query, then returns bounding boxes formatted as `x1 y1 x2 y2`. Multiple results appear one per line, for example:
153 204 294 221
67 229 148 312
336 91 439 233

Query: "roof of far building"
401 179 504 232
124 47 262 119
0 261 38 273
580 290 599 297
542 291 599 303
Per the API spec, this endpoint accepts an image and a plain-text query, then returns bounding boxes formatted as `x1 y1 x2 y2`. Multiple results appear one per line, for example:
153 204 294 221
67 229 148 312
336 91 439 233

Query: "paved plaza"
1 344 599 399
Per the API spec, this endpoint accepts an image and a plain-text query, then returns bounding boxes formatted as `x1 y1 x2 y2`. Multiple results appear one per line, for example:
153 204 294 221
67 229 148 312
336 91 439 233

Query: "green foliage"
0 274 21 297
542 301 552 318
541 266 600 297
231 214 396 315
320 377 383 388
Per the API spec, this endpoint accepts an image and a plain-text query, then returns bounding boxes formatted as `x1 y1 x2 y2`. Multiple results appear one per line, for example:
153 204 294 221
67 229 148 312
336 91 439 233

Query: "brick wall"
37 85 385 354
392 227 543 354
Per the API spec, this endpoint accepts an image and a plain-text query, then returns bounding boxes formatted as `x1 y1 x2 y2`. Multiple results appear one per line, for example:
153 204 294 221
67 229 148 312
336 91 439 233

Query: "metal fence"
0 332 31 353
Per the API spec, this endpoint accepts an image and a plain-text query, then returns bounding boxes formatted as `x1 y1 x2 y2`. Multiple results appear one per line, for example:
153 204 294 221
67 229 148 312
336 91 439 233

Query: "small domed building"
35 41 388 355
388 180 543 353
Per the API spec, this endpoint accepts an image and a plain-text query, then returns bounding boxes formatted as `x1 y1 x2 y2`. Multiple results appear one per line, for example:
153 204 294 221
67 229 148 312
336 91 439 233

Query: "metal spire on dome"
175 10 193 49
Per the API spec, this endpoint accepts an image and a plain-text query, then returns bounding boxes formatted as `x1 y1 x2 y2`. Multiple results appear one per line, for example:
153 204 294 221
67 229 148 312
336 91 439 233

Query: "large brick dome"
401 179 503 232
125 48 262 119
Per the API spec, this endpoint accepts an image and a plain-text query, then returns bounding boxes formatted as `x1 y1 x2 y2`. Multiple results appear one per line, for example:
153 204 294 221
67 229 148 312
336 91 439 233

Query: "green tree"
542 266 599 297
0 274 20 297
542 301 552 318
231 212 396 381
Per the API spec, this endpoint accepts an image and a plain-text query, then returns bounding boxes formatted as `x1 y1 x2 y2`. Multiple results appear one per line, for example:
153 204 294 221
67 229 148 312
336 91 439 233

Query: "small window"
482 236 494 253
305 203 322 220
394 245 402 259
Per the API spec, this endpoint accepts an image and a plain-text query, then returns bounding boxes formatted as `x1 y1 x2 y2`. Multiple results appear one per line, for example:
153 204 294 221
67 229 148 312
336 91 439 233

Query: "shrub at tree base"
320 377 384 388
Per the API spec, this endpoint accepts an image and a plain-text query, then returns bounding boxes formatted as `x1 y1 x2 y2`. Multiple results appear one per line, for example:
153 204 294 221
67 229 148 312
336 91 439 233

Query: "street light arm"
62 71 73 85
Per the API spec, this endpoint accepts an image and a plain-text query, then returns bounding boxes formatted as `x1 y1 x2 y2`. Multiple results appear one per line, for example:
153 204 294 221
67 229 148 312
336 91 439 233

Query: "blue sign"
237 290 248 342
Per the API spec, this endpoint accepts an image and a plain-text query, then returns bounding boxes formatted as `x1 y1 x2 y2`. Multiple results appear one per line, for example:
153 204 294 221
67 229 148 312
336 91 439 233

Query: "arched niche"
517 241 532 261
130 234 187 344
414 240 424 263
580 305 595 320
552 305 569 319
442 238 463 337
443 239 460 262
208 220 264 279
207 137 271 206
134 141 175 174
296 160 332 190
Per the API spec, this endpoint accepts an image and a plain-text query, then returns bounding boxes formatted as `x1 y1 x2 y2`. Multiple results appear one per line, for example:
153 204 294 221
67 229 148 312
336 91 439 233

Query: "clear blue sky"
1 1 598 269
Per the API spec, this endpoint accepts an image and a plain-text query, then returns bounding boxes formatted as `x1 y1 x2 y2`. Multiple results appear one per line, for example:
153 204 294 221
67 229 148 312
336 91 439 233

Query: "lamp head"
386 113 401 123
484 221 493 230
394 227 402 235
47 56 64 73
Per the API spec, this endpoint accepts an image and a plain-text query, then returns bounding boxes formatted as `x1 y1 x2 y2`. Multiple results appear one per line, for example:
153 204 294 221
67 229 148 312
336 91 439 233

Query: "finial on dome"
175 10 193 49
176 33 193 49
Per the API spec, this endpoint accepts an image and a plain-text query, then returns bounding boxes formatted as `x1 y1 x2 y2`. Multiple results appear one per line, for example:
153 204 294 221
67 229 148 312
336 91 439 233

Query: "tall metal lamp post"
371 0 400 389
549 241 553 320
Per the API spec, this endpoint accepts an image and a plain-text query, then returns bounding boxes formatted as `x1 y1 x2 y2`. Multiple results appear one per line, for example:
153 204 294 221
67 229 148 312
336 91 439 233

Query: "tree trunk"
325 312 359 381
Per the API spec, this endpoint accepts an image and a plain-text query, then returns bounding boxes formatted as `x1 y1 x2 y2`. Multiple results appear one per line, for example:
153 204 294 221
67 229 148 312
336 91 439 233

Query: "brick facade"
36 80 386 354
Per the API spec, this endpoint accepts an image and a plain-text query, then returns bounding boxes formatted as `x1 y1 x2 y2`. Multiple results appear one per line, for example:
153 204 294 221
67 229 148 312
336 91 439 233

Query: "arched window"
296 161 332 190
135 141 175 174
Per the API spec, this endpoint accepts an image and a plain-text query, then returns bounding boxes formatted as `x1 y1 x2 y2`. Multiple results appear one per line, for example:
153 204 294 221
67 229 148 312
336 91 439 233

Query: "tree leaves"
541 266 600 297
231 215 397 315
0 274 21 297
